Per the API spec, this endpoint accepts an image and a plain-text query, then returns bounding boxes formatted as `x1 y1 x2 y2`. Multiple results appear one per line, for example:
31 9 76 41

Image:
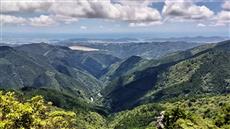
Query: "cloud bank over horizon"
1 0 229 27
1 0 229 38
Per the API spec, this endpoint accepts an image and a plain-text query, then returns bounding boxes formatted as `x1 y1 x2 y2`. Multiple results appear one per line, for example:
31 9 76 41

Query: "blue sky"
1 0 230 39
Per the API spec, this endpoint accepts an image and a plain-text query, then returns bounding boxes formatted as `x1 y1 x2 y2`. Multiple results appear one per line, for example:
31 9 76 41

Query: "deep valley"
0 40 230 128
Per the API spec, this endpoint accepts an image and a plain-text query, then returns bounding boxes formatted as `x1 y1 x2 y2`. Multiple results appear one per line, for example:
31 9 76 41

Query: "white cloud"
197 23 206 27
1 0 53 13
1 0 224 27
217 11 230 22
53 15 78 24
80 26 87 30
115 0 159 6
213 11 230 26
1 14 27 25
129 21 162 27
49 0 162 23
1 0 162 26
222 1 230 11
162 0 214 21
29 15 56 27
1 14 70 27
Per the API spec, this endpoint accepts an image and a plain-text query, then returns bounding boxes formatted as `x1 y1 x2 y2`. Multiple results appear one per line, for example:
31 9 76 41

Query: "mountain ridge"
102 40 230 112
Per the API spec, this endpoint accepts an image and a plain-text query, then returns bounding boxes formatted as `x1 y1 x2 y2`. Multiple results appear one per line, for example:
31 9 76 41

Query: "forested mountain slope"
17 43 120 78
0 40 230 129
0 43 120 100
102 40 230 112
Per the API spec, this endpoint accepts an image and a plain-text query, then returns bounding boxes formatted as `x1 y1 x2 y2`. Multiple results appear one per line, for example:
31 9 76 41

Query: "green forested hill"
0 45 103 98
100 56 152 85
17 43 120 78
0 40 230 129
108 94 230 129
2 89 229 129
143 40 230 102
102 40 230 112
100 43 216 96
0 43 120 114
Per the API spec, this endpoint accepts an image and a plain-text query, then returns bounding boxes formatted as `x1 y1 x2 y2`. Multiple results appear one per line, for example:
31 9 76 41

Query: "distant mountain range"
66 41 204 59
147 36 229 43
60 36 228 44
1 36 228 48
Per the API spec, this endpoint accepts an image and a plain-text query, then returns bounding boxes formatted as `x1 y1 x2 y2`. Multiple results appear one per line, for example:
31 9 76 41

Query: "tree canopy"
0 91 76 129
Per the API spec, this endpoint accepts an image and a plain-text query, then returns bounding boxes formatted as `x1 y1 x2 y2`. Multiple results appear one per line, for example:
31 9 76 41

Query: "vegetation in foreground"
108 94 230 129
0 91 76 129
1 90 229 129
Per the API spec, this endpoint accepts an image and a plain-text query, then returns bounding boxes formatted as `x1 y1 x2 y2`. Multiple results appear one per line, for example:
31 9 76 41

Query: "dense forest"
1 91 229 129
0 40 230 128
1 0 230 128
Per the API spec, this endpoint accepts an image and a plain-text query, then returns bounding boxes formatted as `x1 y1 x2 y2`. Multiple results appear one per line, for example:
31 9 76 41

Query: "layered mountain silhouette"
0 40 229 113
